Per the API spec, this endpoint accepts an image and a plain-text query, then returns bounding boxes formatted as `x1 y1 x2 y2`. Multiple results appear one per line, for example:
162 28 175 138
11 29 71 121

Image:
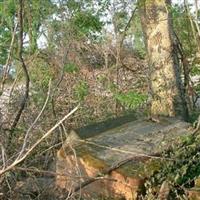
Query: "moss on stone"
81 153 107 170
67 144 163 179
75 145 108 170
195 178 200 188
116 160 147 178
113 158 164 180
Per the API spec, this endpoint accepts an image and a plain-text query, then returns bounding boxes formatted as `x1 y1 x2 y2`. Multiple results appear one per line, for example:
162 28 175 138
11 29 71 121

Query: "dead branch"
0 104 80 177
17 80 52 159
120 6 138 49
73 156 135 193
8 69 23 102
76 138 174 161
13 167 116 182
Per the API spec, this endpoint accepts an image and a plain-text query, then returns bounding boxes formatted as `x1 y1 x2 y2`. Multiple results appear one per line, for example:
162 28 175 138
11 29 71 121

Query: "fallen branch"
73 156 135 193
0 104 80 177
17 80 52 159
13 167 116 182
75 138 174 161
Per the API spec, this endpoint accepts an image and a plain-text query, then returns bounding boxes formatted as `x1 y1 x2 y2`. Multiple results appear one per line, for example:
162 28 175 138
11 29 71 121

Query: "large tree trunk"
140 0 188 120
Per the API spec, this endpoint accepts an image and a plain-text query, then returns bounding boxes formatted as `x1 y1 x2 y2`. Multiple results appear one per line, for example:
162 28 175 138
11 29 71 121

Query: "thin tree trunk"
10 0 30 133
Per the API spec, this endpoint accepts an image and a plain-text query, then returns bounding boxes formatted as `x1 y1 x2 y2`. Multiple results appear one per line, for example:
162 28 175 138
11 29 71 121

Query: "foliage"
131 12 146 59
172 5 195 55
74 80 89 101
113 10 129 33
0 0 16 63
48 0 104 44
143 133 200 199
23 0 56 53
64 63 79 74
71 10 103 37
190 65 200 94
115 91 147 109
0 0 56 61
194 84 200 97
191 65 200 76
1 0 200 199
30 58 53 90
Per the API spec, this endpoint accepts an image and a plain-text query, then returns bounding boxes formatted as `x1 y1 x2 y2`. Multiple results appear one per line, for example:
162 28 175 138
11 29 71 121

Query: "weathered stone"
195 177 200 187
187 188 200 200
56 117 192 199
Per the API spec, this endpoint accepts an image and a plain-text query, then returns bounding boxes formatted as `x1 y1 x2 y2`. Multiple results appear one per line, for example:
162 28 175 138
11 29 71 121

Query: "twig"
8 69 23 103
120 6 138 48
0 143 6 170
0 104 80 176
13 167 115 181
73 156 134 193
77 138 174 161
17 80 52 159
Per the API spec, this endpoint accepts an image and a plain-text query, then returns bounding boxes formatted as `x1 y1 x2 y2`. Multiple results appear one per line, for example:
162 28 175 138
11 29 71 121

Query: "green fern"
115 91 147 109
74 81 89 101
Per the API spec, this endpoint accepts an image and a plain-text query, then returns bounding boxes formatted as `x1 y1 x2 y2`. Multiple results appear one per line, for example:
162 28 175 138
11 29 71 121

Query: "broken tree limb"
0 104 80 177
73 156 136 193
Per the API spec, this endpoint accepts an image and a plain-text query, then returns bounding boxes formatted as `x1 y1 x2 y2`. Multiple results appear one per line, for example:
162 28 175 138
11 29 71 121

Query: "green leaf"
74 81 89 101
115 91 147 109
64 63 79 74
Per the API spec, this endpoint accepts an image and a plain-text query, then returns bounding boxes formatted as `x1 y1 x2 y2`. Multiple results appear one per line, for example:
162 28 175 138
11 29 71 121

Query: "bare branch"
73 156 135 193
0 104 80 177
17 80 52 159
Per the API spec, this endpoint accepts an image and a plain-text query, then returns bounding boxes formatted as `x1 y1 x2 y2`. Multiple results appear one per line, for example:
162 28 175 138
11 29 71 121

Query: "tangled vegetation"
143 132 200 199
0 0 200 199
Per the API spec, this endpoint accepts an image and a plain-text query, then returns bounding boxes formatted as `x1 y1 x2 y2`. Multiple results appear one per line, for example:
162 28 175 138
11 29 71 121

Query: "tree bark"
139 0 188 120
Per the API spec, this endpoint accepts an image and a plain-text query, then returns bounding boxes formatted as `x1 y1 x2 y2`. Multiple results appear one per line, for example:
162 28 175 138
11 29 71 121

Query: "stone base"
56 149 147 199
187 188 200 200
56 117 192 199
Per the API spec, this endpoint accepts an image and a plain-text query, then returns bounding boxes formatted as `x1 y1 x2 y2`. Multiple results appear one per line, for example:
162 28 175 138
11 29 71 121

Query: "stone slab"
56 117 192 199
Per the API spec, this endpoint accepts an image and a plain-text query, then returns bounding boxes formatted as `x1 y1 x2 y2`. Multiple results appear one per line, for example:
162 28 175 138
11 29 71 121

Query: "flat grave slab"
56 117 192 199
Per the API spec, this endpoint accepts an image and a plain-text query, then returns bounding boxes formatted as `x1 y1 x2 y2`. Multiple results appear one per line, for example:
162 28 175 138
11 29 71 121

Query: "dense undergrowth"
143 131 200 199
